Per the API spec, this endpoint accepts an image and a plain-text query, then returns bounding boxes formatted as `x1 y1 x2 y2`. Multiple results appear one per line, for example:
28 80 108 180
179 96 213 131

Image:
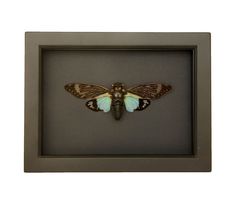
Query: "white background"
0 0 235 201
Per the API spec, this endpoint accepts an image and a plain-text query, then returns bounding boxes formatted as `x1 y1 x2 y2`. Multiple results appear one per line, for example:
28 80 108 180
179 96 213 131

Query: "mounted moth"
65 82 172 120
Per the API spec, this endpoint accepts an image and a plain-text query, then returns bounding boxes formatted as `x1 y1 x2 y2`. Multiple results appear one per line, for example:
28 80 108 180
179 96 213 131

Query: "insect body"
65 82 172 120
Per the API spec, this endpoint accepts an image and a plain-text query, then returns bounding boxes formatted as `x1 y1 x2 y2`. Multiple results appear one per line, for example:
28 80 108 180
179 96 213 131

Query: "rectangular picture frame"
24 32 211 172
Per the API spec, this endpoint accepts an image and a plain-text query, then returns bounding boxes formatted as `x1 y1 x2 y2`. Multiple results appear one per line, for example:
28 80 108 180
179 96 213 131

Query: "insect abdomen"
112 101 123 120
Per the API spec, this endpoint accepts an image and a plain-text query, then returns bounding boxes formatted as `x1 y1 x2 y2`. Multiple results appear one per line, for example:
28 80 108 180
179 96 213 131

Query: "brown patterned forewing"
64 83 109 99
128 83 172 99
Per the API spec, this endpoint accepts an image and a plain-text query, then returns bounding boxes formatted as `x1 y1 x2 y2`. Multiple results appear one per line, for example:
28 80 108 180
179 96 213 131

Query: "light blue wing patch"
96 96 112 112
124 95 140 112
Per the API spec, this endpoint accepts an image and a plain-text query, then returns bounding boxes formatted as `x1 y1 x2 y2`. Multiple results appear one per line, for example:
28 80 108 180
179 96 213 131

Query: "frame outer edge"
24 32 211 172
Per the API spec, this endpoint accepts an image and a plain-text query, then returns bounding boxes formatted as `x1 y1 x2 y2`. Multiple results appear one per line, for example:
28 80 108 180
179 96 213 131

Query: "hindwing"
86 94 112 112
124 93 151 112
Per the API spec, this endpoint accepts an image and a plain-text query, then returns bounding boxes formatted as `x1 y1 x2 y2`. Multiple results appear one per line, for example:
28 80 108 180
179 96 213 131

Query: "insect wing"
136 99 151 111
124 94 140 112
65 83 109 99
124 93 151 112
127 83 171 99
86 99 101 112
96 96 112 112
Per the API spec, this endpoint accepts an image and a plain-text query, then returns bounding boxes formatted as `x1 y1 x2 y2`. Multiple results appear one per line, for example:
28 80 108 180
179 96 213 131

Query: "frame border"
24 32 211 172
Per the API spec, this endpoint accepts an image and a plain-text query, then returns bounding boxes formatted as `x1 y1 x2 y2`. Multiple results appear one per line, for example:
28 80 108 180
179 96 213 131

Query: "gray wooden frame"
24 32 211 172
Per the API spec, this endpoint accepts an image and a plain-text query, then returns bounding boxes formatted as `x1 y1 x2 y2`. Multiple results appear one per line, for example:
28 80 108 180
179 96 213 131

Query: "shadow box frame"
24 32 211 172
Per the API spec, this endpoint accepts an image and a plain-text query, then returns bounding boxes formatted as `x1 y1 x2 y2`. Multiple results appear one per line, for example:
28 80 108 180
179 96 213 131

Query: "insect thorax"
110 82 127 104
